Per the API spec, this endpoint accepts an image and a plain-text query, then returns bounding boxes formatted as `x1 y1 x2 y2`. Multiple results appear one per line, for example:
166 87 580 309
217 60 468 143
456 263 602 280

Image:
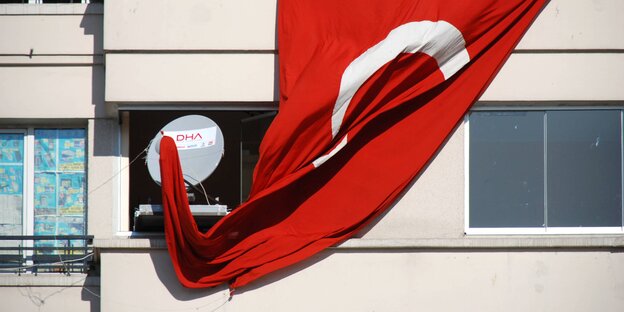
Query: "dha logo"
176 132 203 142
162 127 217 150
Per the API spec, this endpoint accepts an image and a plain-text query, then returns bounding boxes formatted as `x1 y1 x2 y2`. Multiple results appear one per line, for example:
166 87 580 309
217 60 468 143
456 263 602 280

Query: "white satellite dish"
134 115 228 231
146 115 224 187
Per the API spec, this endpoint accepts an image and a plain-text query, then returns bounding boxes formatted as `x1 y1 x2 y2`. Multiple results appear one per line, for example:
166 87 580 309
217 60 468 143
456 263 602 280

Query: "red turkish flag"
160 0 548 290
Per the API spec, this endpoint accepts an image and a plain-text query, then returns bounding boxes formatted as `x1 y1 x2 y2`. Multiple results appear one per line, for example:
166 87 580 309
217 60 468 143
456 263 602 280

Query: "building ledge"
95 237 167 249
0 3 102 16
0 274 100 287
336 236 624 249
0 55 104 66
94 236 624 251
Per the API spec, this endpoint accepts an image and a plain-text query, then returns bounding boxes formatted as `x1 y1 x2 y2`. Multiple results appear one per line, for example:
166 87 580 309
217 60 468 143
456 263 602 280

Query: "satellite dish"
146 115 224 186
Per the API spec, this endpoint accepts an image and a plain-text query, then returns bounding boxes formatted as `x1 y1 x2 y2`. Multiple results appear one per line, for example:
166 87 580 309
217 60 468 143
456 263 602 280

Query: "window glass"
547 111 622 227
241 112 276 202
34 129 86 250
469 112 544 228
469 109 624 231
0 133 24 236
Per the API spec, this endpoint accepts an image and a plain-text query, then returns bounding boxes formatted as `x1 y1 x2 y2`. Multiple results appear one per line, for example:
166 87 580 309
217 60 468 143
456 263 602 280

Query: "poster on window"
56 216 86 251
0 134 24 198
0 133 23 164
34 130 57 171
58 173 85 215
34 215 58 236
34 173 58 215
0 165 23 195
57 216 85 236
58 130 85 172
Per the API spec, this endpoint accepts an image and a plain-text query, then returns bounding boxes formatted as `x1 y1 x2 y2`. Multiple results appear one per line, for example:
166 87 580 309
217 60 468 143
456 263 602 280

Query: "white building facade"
1 0 623 311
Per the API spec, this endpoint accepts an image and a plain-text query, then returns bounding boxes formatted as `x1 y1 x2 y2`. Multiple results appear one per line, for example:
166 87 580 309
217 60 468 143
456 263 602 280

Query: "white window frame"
0 127 88 237
464 106 624 235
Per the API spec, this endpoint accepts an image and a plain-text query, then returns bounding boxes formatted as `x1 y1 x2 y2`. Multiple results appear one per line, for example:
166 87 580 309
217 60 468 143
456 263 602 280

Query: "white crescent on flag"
314 20 470 168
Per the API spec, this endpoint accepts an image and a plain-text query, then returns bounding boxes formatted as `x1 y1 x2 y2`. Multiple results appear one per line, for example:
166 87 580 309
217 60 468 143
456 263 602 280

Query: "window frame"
464 106 624 235
0 127 88 238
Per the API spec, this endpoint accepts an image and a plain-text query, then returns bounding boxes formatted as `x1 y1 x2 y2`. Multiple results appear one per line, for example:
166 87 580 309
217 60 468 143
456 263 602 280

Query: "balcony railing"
0 235 94 275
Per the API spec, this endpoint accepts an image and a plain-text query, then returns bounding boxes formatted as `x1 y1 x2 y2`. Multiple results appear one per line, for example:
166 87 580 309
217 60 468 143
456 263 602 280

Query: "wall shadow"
149 250 229 301
81 274 101 312
80 4 113 157
148 244 335 298
234 250 334 295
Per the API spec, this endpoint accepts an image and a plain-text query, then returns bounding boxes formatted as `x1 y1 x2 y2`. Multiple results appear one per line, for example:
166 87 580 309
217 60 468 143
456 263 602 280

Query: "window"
128 110 275 232
467 109 623 234
0 128 87 240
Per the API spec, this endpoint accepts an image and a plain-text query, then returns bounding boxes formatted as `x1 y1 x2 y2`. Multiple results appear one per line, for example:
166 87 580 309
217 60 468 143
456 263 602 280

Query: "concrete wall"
103 0 276 51
0 286 99 312
0 5 103 54
0 4 106 119
87 118 120 239
0 6 106 312
103 0 624 103
105 53 277 103
481 53 624 101
96 3 624 311
0 3 117 239
101 249 624 312
480 0 624 102
0 275 100 312
1 0 623 311
103 0 278 104
0 65 106 119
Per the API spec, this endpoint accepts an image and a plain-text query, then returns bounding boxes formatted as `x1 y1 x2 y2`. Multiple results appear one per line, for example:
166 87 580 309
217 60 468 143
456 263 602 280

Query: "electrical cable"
87 145 149 196
183 174 222 205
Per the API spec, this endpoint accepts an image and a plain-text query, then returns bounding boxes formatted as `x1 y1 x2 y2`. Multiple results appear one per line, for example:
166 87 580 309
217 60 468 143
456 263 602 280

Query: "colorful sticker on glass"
34 129 57 171
57 216 85 236
0 166 23 195
0 133 24 195
34 173 57 214
58 129 85 171
34 208 57 248
59 173 85 214
34 215 58 236
0 133 24 164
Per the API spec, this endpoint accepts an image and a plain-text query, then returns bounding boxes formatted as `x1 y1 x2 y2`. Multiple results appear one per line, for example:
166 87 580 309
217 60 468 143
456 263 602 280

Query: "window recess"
128 110 275 232
466 109 624 234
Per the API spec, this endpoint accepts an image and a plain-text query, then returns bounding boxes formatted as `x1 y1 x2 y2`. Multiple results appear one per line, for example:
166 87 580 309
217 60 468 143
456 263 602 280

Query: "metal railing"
0 235 94 275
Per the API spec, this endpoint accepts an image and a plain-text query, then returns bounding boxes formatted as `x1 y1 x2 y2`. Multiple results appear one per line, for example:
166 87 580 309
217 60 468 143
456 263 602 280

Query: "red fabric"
160 0 548 290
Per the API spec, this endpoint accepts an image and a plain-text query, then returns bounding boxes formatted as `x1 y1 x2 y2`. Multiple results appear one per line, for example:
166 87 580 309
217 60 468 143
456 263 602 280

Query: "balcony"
0 235 94 275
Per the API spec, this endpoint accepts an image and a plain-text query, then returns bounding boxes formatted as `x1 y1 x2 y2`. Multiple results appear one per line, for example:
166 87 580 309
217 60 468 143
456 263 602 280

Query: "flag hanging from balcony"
160 0 548 290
